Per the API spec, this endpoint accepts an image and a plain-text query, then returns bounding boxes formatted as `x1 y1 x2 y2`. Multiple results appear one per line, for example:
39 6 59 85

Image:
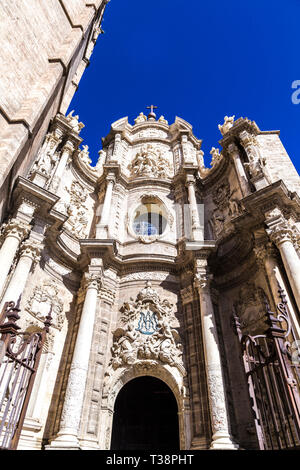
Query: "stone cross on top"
146 105 158 120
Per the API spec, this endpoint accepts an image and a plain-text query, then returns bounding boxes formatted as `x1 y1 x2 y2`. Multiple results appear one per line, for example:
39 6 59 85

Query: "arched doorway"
110 376 180 450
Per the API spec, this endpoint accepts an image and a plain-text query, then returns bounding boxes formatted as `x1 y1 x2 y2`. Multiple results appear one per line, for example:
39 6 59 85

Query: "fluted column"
266 211 300 311
186 175 203 241
48 272 101 449
194 259 238 449
96 175 115 238
227 143 251 197
0 240 42 310
0 219 31 299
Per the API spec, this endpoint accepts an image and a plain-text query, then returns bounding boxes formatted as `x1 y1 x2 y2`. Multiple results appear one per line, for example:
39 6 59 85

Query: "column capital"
194 271 212 290
253 242 278 268
106 174 116 185
266 220 295 247
227 142 239 156
19 239 43 262
1 218 31 243
193 258 212 290
82 272 102 292
239 129 257 147
186 174 196 186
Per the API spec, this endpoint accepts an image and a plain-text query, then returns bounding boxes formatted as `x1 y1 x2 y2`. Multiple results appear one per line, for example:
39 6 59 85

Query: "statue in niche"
234 282 269 335
64 180 89 238
209 180 241 239
33 133 60 177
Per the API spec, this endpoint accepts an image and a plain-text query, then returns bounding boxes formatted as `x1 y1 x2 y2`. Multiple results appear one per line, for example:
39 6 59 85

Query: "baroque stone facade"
0 107 299 451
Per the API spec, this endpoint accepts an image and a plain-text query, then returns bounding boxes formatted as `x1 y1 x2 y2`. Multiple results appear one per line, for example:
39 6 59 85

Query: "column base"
210 431 239 450
45 433 81 451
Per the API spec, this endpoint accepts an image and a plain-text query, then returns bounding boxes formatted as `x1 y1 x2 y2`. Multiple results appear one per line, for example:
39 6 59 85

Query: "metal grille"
0 300 51 450
234 283 300 450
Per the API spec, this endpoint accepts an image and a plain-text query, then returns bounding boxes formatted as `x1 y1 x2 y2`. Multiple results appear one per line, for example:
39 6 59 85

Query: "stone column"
186 175 203 241
111 133 122 161
48 271 101 449
0 240 42 309
0 219 30 299
96 175 115 238
194 259 238 450
49 140 74 192
227 143 251 197
266 210 300 311
254 242 300 338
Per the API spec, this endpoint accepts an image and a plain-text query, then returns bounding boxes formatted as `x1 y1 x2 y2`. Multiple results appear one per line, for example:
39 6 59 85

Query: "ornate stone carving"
218 115 235 135
78 145 99 174
19 239 43 264
25 279 64 330
239 130 269 185
121 272 175 283
1 218 31 243
106 282 184 374
207 364 229 432
83 272 102 292
65 110 85 134
210 147 222 167
134 112 147 124
234 282 268 335
267 220 295 246
32 131 61 178
64 181 90 238
209 181 241 239
128 144 172 178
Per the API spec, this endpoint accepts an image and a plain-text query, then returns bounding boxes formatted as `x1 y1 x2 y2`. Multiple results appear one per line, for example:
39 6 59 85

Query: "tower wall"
0 0 109 221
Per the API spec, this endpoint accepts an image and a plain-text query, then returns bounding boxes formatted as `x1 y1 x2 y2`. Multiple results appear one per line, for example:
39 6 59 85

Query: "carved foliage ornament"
25 280 64 330
107 282 184 374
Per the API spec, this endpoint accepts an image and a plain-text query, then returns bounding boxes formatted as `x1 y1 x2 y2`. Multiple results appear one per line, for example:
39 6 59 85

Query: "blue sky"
67 0 300 173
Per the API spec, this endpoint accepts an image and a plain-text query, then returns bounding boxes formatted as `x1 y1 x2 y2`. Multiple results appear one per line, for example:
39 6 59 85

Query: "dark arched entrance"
110 376 180 450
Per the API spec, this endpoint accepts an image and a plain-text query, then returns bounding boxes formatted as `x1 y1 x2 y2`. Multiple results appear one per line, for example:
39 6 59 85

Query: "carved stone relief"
63 181 90 238
105 282 184 375
128 144 172 178
234 282 268 335
25 279 64 330
209 180 242 239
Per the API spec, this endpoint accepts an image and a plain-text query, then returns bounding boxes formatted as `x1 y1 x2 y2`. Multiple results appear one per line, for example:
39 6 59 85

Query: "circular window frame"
127 195 173 244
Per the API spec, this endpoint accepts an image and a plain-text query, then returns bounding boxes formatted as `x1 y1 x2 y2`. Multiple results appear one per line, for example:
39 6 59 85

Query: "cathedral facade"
0 106 299 450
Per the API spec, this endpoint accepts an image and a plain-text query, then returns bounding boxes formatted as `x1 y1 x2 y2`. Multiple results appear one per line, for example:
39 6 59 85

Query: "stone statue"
66 110 85 133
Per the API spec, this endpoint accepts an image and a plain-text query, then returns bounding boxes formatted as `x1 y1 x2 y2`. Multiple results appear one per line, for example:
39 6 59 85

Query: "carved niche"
63 180 90 238
25 279 64 330
106 282 184 375
128 144 172 179
209 180 241 239
234 282 269 335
